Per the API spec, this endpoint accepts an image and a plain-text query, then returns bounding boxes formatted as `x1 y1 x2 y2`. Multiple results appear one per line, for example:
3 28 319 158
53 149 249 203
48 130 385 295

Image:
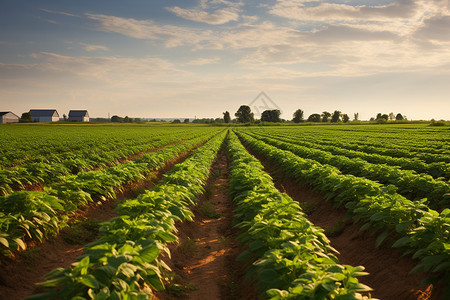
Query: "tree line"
221 105 406 124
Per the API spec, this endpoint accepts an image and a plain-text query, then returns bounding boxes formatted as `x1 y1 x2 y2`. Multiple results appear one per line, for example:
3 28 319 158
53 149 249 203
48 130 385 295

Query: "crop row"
27 131 226 299
0 129 219 196
248 129 450 180
0 126 210 168
227 132 372 299
247 131 450 209
0 132 217 256
236 130 450 297
253 126 450 163
292 125 450 151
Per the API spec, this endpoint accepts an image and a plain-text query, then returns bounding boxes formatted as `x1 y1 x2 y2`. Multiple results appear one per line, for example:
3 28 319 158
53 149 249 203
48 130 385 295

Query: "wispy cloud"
80 43 109 52
166 7 240 25
40 8 79 18
184 57 221 65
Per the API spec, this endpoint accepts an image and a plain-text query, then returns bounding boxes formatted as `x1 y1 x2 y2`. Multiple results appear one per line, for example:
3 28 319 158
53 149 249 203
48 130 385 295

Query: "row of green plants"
253 126 450 163
249 129 450 179
0 133 215 256
0 129 215 195
227 132 373 299
278 124 450 156
236 130 450 298
247 132 450 209
0 125 212 169
26 131 226 299
269 128 450 161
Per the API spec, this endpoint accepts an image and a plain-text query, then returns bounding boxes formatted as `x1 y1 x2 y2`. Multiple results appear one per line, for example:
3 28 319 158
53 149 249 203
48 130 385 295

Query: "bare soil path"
155 149 256 300
246 146 441 300
0 148 198 300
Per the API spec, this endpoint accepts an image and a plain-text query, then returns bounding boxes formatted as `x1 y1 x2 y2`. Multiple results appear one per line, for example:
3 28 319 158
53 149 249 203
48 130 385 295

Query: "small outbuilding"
29 109 60 122
68 110 89 122
0 111 19 124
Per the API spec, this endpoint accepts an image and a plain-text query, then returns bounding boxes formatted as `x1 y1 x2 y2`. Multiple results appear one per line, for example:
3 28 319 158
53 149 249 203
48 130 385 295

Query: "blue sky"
1 0 450 120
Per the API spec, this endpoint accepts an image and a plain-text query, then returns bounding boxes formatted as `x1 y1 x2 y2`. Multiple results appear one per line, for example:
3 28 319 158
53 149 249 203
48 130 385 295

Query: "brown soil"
155 149 257 300
247 147 441 300
0 144 201 300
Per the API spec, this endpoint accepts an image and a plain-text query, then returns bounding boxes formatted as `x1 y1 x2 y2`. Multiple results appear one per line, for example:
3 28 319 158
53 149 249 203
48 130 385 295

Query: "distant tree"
389 112 395 120
172 119 181 124
63 114 67 121
261 109 281 122
354 113 359 121
124 116 130 123
235 105 254 123
396 113 404 121
376 113 388 121
292 109 304 123
370 117 375 121
321 111 331 122
111 115 122 122
307 113 321 122
342 114 350 123
223 111 231 123
183 118 190 123
20 112 32 122
331 110 341 123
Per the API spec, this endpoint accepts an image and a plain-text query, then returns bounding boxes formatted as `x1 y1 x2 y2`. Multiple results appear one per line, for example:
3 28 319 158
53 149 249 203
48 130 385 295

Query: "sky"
1 0 450 120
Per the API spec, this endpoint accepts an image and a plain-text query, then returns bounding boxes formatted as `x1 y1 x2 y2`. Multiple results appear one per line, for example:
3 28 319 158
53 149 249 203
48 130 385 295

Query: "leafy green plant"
227 132 372 299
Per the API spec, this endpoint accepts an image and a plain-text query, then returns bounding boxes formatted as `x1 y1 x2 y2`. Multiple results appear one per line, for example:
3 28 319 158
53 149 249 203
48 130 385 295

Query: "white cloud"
85 13 212 48
269 0 421 21
80 43 109 52
40 8 79 18
166 0 242 25
185 57 221 65
414 14 450 41
166 6 240 25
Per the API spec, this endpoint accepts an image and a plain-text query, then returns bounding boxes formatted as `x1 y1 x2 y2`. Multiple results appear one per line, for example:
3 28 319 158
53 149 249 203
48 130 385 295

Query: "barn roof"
68 110 89 117
0 111 19 117
29 109 59 117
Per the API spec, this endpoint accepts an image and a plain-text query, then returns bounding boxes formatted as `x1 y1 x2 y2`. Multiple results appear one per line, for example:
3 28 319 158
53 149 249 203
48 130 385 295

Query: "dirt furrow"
155 149 255 300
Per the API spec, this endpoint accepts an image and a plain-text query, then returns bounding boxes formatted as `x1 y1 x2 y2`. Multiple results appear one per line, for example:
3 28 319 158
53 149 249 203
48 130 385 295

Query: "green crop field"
0 123 448 299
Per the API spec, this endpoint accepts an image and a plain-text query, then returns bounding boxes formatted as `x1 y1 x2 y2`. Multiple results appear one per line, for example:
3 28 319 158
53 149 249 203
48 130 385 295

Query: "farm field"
0 123 448 299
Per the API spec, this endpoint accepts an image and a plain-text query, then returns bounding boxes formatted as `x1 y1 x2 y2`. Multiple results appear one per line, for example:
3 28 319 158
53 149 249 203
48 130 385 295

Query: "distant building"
68 110 89 122
29 109 60 122
0 111 19 124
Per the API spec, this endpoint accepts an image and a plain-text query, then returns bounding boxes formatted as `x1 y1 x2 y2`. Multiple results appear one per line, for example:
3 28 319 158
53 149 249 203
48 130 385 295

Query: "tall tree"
20 112 31 122
331 110 341 123
292 109 304 123
396 113 404 120
223 111 231 123
321 111 331 122
307 113 321 122
235 105 254 123
389 112 395 120
261 110 281 122
354 113 359 121
342 114 350 123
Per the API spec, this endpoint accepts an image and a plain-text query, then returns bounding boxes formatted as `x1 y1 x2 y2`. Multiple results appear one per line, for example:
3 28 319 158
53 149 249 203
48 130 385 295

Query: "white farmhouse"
68 110 89 122
0 111 19 123
29 109 60 122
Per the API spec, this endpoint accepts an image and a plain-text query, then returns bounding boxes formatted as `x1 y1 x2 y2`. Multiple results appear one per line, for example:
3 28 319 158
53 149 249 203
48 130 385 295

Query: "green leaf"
375 231 390 248
392 236 410 248
0 236 9 248
78 274 100 289
139 244 160 263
